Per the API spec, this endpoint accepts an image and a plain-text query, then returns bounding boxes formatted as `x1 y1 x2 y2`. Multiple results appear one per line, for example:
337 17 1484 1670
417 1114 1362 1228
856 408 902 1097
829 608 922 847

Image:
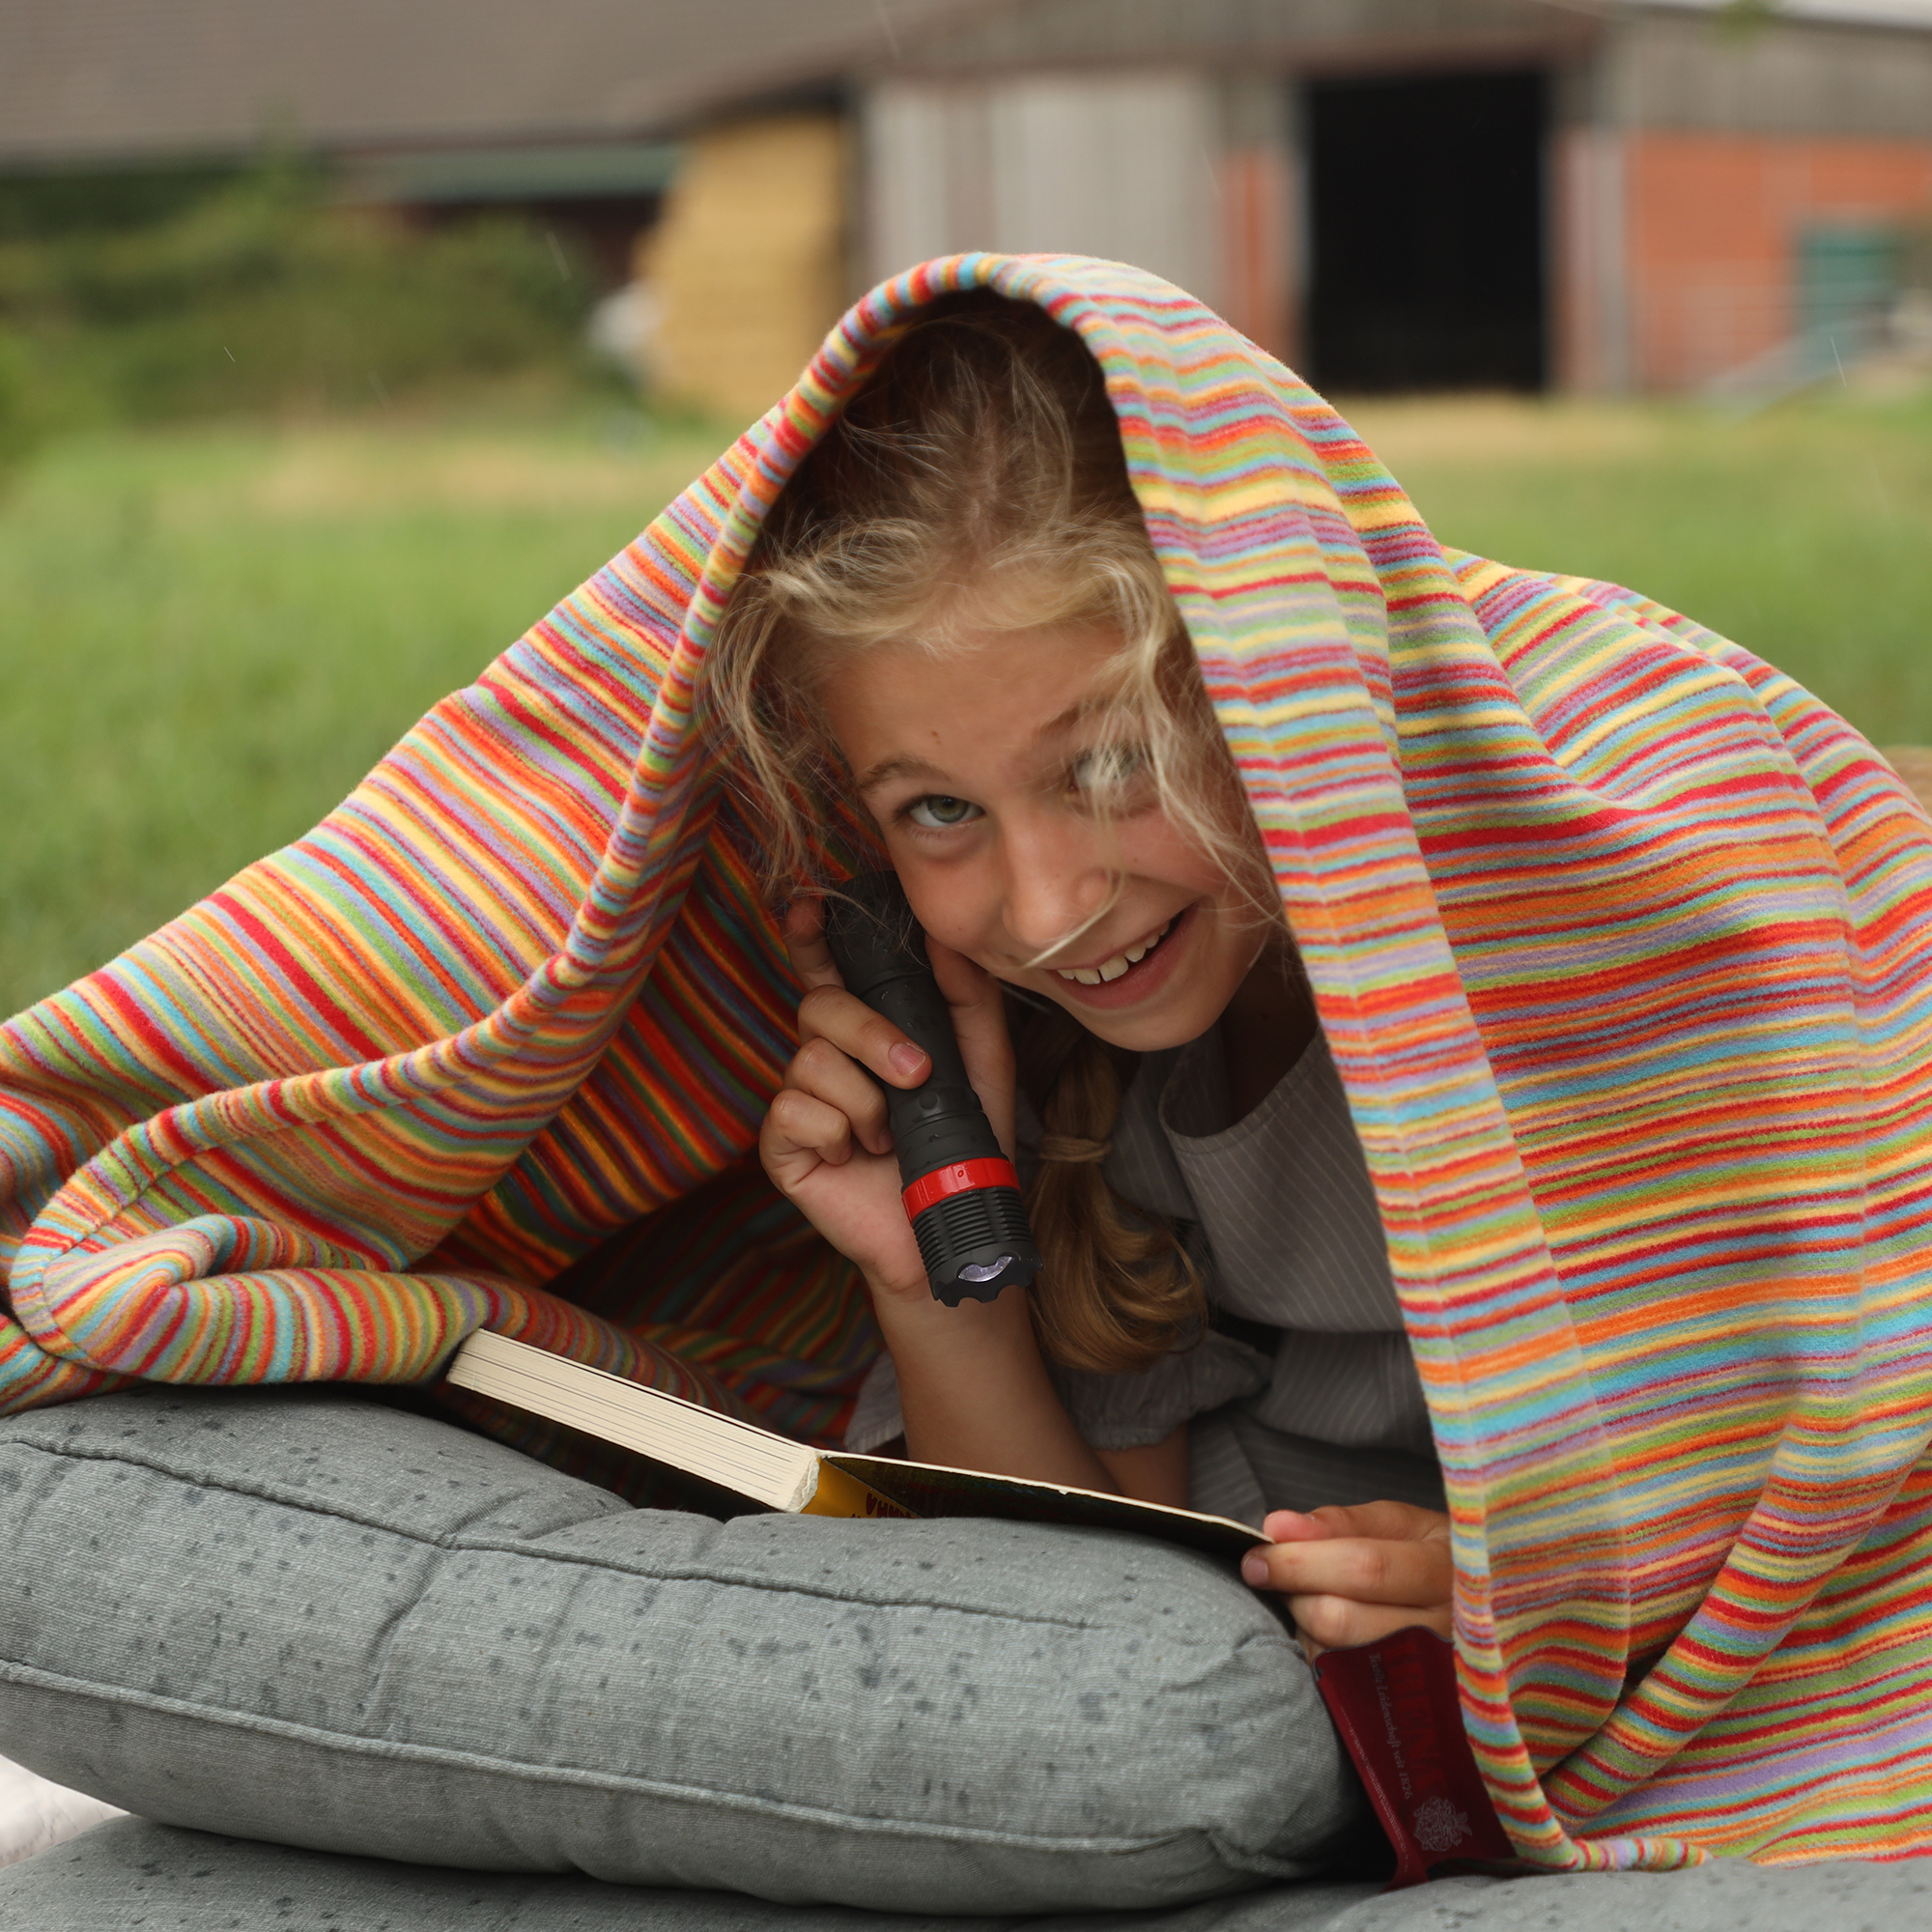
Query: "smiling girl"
706 292 1452 1653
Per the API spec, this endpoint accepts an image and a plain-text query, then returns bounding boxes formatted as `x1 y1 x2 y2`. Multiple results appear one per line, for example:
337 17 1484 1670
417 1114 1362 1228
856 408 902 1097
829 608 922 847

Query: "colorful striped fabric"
5 254 1932 1870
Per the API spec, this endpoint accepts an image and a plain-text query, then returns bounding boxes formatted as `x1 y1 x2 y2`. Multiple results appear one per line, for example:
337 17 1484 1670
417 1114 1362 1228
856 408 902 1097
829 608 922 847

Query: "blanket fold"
5 252 1931 1868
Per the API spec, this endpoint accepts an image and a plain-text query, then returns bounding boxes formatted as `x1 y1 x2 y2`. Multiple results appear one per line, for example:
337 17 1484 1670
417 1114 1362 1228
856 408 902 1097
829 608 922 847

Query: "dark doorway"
1305 71 1547 391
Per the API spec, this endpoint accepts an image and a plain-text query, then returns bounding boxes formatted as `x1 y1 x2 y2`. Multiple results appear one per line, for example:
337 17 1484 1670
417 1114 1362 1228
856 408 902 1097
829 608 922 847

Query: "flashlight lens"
956 1257 1015 1283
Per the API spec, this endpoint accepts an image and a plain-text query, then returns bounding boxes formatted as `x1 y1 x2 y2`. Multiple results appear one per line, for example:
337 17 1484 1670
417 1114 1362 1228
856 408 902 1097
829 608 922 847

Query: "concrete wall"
1600 10 1932 140
894 0 1584 76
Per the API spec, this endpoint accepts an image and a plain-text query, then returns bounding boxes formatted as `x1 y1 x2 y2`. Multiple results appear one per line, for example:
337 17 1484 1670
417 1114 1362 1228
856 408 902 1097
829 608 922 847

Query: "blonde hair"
703 292 1271 1373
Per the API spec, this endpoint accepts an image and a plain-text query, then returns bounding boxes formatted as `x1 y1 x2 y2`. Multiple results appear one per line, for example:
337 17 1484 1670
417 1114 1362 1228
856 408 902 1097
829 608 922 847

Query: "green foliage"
0 162 245 242
0 164 599 429
0 326 43 479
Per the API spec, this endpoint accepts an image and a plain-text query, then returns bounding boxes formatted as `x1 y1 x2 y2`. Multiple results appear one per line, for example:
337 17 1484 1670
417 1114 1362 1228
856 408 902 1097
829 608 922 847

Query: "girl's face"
817 623 1268 1054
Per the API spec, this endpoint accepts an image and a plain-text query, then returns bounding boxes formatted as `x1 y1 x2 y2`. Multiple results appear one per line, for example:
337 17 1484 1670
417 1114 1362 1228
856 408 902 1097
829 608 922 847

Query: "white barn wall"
864 73 1223 311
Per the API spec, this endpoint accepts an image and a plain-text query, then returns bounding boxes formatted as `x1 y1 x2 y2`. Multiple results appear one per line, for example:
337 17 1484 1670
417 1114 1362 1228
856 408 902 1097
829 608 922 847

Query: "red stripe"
900 1157 1020 1220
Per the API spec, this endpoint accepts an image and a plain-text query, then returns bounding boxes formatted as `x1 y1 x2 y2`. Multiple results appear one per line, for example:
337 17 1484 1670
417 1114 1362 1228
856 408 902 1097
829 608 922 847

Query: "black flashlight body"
821 872 1041 1306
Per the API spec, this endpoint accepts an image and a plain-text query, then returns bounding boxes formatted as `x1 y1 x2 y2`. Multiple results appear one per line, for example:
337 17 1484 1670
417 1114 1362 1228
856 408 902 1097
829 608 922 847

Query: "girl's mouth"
1043 904 1195 1009
1052 915 1176 986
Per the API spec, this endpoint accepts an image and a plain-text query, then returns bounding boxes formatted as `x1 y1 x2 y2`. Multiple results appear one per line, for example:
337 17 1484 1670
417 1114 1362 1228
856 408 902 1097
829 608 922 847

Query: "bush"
0 163 600 429
0 327 41 480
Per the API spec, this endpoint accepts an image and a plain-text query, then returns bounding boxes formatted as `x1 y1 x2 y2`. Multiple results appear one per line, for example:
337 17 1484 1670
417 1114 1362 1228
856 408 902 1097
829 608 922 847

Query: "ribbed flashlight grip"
821 873 1042 1306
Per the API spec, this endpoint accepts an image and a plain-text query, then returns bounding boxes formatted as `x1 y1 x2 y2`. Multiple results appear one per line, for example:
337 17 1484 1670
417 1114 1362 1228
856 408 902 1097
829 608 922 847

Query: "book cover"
443 1327 1266 1565
1312 1626 1515 1888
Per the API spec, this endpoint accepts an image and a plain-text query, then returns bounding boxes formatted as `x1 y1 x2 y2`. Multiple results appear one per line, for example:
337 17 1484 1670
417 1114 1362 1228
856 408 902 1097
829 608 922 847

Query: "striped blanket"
5 255 1932 1869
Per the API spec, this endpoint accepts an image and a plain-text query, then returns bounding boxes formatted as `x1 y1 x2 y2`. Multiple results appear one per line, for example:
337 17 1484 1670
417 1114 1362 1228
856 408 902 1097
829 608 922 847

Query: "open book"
445 1328 1267 1566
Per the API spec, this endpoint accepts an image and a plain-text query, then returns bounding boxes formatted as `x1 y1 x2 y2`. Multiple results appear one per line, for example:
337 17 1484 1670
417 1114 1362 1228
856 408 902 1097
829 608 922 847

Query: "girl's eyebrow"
1033 699 1092 742
856 702 1128 794
854 754 949 794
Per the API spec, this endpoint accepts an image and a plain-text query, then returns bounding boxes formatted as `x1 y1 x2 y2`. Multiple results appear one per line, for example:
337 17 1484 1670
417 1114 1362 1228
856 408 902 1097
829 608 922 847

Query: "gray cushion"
0 1817 1378 1931
0 1388 1363 1916
4 1818 1928 1932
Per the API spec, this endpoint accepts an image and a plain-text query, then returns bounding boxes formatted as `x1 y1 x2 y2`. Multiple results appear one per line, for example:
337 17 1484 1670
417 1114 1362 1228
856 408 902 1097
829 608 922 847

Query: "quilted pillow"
0 1386 1362 1916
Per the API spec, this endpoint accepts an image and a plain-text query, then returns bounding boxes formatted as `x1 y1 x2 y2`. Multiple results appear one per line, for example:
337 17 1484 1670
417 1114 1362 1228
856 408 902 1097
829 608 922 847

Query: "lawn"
3 385 1929 1018
1351 386 1932 734
0 404 732 1015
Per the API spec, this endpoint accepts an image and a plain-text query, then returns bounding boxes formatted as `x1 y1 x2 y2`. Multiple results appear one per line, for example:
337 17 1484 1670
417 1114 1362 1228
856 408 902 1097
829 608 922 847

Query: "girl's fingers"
782 898 845 992
795 985 930 1091
783 897 1007 1151
1240 1528 1452 1609
1289 1593 1454 1655
925 936 1018 1146
1242 1502 1454 1655
1264 1501 1450 1546
787 1034 894 1155
760 1086 859 1185
927 936 1008 1053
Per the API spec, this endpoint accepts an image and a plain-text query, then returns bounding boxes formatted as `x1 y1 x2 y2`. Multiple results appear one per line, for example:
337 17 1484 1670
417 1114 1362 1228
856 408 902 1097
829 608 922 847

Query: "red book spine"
1311 1626 1516 1889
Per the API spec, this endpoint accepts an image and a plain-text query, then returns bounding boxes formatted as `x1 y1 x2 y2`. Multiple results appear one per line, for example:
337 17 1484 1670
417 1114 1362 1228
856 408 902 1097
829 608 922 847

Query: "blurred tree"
0 327 41 485
0 159 602 432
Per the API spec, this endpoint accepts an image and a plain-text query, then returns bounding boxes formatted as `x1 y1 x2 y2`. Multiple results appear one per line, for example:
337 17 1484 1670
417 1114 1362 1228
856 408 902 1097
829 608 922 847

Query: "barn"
843 0 1932 403
3 0 1929 415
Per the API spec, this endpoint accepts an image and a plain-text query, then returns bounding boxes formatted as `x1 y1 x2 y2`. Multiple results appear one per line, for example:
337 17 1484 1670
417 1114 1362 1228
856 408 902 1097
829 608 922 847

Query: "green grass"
3 385 1929 1018
0 403 734 1014
1350 386 1932 732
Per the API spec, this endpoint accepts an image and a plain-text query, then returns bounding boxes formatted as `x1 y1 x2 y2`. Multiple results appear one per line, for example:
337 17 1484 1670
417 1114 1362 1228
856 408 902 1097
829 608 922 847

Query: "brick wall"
1623 132 1932 390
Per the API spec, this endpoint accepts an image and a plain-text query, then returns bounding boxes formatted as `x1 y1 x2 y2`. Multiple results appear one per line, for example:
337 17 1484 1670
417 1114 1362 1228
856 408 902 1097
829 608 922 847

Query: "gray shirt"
843 1027 1445 1526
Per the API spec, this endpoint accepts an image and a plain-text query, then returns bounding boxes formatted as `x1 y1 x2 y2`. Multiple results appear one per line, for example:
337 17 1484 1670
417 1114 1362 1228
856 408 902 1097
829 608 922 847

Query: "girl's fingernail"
1240 1553 1267 1586
889 1043 928 1079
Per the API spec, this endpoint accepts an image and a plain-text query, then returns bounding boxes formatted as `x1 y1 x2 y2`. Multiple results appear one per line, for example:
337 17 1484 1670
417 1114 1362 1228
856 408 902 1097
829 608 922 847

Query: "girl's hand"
759 897 1018 1304
1239 1502 1454 1659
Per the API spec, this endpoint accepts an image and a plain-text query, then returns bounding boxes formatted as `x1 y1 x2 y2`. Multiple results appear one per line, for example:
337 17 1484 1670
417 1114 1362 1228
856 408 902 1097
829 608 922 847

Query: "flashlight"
821 871 1042 1306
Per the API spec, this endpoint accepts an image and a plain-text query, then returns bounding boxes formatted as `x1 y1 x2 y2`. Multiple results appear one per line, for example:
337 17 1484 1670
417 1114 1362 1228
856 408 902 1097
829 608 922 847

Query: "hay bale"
648 114 849 428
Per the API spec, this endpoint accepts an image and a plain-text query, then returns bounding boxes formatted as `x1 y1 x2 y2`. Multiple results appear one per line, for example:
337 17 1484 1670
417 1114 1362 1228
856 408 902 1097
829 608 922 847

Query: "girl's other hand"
759 896 1018 1304
1238 1501 1453 1659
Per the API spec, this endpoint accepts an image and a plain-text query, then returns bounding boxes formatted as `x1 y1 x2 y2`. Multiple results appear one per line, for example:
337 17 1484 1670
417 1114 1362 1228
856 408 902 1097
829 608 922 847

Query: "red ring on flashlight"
900 1157 1021 1220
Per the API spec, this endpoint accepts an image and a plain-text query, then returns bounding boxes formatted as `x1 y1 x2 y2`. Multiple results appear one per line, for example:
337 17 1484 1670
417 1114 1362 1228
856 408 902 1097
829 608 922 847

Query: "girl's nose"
996 817 1112 961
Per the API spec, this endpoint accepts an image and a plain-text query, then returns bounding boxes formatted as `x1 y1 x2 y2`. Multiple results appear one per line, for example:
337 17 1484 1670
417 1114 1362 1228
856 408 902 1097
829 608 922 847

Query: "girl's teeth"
1053 918 1173 986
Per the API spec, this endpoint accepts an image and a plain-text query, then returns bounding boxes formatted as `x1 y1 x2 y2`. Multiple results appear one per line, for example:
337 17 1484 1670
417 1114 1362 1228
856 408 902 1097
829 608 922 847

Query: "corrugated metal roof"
0 0 1006 167
4 0 1928 173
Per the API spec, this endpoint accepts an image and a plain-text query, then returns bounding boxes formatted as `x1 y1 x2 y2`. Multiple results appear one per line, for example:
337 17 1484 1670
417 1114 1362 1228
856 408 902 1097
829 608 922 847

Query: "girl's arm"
869 1278 1117 1490
1096 1428 1189 1509
761 903 1128 1495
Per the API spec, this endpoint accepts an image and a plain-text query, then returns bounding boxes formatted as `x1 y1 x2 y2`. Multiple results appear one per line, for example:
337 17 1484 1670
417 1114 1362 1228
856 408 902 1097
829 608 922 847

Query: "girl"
707 293 1451 1654
9 253 1931 1874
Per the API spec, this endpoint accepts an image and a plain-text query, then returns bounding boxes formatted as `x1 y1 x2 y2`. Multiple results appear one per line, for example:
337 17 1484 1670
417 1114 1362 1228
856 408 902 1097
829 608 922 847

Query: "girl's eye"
905 794 983 830
1068 744 1148 796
